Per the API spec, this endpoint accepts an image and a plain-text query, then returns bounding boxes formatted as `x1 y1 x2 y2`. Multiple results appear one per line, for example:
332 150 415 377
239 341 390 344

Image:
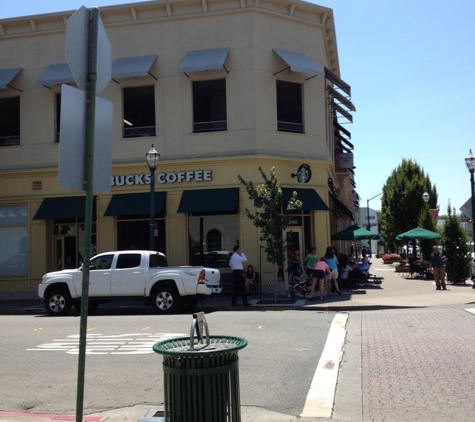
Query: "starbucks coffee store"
0 0 357 299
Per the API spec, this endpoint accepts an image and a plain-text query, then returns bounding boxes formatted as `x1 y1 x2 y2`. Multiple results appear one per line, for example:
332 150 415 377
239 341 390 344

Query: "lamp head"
465 149 475 172
146 144 160 171
422 192 430 203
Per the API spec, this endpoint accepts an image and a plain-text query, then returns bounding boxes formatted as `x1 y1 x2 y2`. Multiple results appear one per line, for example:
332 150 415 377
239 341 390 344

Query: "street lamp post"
366 192 383 255
465 150 475 287
146 144 160 251
366 192 383 231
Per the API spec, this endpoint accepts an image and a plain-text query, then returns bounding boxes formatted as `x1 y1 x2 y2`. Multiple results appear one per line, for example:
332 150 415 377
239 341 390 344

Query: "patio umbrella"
395 226 441 241
331 224 381 241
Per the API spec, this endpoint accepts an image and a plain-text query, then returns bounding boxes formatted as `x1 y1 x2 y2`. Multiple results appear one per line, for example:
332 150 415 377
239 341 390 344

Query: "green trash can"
153 335 248 422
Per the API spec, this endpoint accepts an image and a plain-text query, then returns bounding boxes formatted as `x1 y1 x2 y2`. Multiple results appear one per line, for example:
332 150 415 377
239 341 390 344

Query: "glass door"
284 227 303 289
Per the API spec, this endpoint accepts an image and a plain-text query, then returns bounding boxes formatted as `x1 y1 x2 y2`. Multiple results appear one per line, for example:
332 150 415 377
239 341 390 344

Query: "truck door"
88 254 114 295
111 252 143 296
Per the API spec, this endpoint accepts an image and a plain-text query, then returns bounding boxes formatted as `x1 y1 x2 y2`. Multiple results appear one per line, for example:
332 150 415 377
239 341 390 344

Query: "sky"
2 0 475 215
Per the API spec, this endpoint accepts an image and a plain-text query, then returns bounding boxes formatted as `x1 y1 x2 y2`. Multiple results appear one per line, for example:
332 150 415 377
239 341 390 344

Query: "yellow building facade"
0 0 356 298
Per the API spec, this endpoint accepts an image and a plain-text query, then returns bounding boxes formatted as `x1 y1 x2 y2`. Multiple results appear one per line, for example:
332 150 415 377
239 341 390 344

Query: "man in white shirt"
229 245 249 306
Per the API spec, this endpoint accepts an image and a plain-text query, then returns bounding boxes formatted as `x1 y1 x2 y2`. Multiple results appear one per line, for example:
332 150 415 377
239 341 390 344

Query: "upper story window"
0 96 20 146
123 86 156 138
276 80 303 133
193 79 227 133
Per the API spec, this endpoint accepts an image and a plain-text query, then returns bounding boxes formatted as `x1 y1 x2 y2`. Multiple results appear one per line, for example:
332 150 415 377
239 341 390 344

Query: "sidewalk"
2 258 474 314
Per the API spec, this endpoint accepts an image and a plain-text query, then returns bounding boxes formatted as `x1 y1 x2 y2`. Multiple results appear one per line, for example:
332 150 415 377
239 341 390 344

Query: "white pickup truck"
38 250 222 316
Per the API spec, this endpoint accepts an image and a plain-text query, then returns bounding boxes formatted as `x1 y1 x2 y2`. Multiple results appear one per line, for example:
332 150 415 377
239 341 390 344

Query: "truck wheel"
45 288 73 316
73 300 99 315
152 286 181 314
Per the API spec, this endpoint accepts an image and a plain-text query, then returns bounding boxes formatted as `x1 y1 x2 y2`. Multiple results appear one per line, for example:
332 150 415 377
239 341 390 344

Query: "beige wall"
0 0 355 294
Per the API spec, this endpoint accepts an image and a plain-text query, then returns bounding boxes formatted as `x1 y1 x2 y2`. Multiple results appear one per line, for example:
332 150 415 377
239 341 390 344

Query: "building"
0 0 356 299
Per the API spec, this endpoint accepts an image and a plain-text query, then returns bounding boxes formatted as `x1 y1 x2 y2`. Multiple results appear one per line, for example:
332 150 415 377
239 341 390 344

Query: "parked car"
38 250 222 316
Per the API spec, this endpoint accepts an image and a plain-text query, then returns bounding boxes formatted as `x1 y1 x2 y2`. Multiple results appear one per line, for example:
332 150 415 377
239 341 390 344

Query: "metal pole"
366 199 370 231
76 7 98 422
366 193 382 254
149 166 155 250
471 169 475 288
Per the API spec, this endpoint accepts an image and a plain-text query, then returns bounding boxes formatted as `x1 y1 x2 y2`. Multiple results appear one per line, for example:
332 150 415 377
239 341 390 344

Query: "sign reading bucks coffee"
111 170 212 186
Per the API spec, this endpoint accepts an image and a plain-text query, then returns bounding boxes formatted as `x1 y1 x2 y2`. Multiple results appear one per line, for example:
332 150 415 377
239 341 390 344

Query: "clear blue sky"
3 0 474 215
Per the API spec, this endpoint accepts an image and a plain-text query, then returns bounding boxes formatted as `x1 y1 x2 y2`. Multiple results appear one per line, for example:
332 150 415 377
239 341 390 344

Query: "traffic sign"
58 85 112 193
65 6 89 91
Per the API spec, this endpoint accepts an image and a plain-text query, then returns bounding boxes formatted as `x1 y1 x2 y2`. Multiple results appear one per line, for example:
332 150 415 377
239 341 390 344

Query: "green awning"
177 188 239 214
282 188 329 211
33 196 96 220
104 192 166 217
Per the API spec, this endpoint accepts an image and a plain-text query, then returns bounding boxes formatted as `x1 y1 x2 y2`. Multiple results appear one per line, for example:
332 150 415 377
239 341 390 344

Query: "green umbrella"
331 224 381 241
395 227 441 241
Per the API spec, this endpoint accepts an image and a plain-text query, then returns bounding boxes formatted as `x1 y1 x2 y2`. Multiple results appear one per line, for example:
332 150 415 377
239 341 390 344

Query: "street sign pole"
76 8 98 422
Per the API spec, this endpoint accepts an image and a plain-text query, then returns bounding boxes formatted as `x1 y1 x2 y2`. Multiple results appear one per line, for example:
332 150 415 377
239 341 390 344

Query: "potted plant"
382 253 402 265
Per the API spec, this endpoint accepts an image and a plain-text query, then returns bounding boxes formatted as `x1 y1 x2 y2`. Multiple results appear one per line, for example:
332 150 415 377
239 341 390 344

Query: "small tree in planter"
442 206 470 283
238 167 302 286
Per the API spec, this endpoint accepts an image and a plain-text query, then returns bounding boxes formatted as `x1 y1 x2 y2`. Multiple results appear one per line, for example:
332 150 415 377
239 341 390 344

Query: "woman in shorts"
310 257 331 300
324 246 342 295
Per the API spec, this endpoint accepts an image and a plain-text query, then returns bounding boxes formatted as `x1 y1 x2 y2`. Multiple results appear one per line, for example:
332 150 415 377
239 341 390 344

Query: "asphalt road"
0 311 334 418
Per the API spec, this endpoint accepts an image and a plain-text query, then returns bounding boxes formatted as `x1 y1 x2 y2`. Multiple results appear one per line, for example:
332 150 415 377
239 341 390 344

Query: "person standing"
428 245 446 290
309 257 331 300
230 245 250 306
324 246 342 295
304 247 319 279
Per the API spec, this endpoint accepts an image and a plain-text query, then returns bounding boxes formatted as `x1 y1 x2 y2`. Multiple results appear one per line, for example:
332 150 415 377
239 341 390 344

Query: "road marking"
300 312 348 418
466 308 475 315
27 333 185 355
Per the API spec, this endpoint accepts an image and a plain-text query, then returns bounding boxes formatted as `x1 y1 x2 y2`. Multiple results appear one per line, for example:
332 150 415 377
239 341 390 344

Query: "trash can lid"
153 335 247 356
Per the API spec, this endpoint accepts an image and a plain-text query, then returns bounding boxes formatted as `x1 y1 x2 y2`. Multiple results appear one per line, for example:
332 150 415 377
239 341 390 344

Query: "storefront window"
54 219 96 270
188 215 238 263
117 218 166 253
0 205 28 276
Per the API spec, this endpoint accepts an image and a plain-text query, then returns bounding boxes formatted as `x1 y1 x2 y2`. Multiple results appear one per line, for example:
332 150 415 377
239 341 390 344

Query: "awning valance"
104 192 166 217
36 64 74 88
112 55 157 81
177 188 239 214
324 67 351 96
33 196 96 220
0 68 22 90
179 48 230 75
273 49 324 80
282 188 329 211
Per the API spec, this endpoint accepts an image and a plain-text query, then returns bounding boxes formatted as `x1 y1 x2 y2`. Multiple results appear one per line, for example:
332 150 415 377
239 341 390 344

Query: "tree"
238 166 302 266
442 205 470 284
380 159 437 253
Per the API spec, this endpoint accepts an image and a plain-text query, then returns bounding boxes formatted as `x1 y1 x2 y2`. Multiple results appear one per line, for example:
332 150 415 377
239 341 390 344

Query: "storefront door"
284 227 303 288
55 236 78 270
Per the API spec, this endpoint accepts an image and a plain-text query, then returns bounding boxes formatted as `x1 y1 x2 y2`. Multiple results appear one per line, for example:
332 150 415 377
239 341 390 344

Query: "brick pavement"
360 308 475 421
301 257 475 310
